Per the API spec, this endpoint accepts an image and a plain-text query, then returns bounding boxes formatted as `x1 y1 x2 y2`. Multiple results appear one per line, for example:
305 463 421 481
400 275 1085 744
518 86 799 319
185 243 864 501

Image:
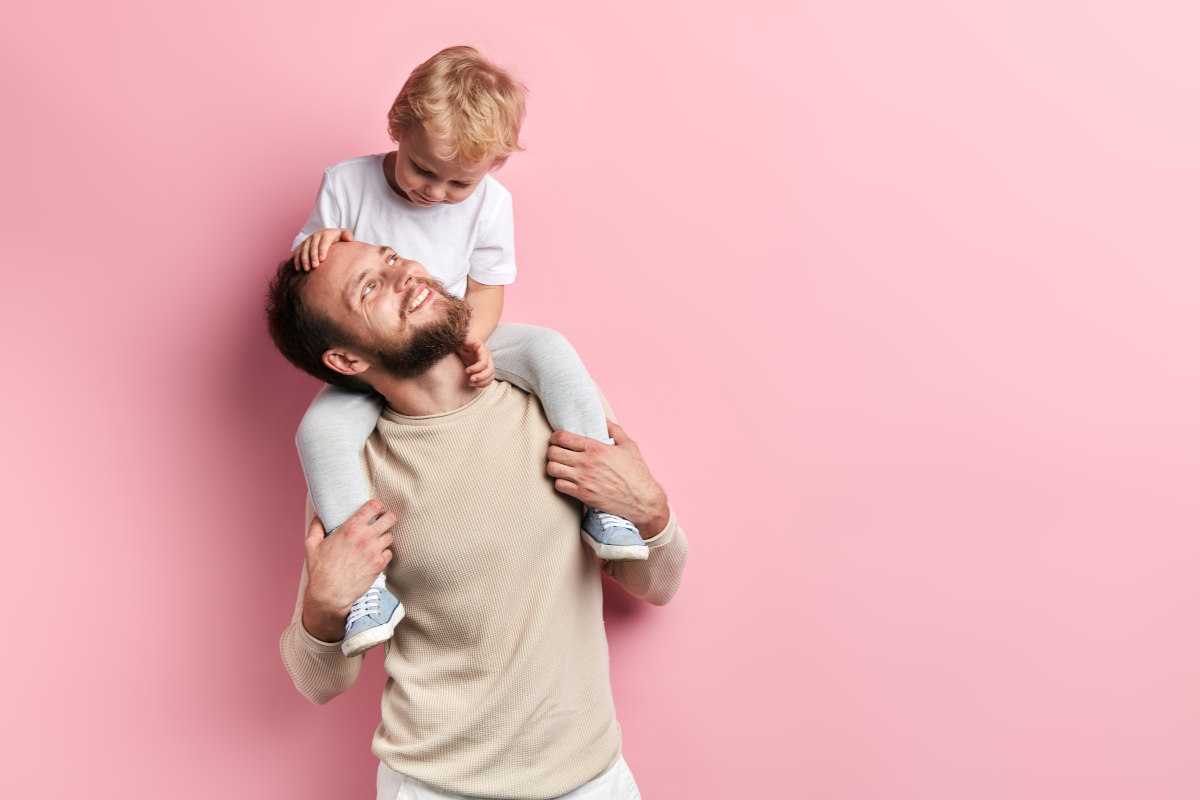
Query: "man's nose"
394 261 422 290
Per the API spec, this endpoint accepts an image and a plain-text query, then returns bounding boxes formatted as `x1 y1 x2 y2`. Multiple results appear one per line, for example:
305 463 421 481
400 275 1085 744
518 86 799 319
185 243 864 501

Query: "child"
292 46 647 658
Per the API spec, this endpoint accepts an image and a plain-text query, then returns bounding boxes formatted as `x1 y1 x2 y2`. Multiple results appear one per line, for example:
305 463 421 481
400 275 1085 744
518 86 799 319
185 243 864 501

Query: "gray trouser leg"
295 385 384 533
487 323 611 442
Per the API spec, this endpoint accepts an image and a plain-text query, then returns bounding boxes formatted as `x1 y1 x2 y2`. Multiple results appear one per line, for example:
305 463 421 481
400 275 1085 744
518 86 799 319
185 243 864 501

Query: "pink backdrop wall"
3 1 1198 798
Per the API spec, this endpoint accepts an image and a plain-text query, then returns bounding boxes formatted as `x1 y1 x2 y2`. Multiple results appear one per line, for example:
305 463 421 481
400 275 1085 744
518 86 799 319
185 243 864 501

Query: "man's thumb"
305 514 326 546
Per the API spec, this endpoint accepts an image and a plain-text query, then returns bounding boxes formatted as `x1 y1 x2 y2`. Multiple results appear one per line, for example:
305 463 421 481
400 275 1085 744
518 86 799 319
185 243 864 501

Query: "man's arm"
547 420 688 605
279 499 396 704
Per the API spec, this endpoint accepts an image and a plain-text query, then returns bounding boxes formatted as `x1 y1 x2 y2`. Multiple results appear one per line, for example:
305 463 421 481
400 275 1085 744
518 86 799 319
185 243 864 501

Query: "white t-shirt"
293 154 517 299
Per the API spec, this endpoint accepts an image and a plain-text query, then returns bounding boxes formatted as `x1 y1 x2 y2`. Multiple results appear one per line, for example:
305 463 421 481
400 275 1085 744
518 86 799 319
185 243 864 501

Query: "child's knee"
295 404 335 452
296 390 382 453
523 326 578 366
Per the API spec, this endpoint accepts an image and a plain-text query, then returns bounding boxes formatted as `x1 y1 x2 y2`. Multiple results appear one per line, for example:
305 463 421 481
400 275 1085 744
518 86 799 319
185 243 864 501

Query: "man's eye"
387 254 398 265
363 282 377 296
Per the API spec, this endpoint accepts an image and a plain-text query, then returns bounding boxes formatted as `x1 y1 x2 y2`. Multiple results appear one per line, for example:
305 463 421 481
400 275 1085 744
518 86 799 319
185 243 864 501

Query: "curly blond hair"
388 46 527 168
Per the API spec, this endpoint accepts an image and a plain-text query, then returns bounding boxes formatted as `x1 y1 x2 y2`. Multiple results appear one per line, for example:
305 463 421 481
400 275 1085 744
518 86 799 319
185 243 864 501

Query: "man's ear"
322 347 370 377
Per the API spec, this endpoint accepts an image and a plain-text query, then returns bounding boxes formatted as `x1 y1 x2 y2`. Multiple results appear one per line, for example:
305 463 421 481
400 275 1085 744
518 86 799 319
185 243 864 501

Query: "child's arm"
464 278 504 342
458 278 504 387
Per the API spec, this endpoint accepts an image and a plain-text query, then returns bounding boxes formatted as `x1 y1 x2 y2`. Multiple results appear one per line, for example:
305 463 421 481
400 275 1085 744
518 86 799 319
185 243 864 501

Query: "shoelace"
346 585 383 626
595 510 637 532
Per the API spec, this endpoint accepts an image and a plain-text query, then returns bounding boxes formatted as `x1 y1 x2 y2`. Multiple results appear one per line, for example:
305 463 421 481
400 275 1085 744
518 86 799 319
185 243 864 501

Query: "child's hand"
292 228 354 271
457 341 495 388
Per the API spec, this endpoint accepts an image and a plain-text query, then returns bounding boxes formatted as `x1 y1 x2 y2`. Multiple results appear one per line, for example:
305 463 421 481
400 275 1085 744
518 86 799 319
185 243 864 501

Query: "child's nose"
425 182 446 201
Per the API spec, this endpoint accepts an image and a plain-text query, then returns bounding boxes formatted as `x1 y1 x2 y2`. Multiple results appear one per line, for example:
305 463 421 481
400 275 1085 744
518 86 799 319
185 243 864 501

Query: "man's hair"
387 45 527 168
264 259 374 392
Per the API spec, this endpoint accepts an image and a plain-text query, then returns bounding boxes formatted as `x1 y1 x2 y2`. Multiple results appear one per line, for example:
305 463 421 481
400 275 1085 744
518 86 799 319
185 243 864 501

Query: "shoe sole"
581 533 650 561
341 601 405 658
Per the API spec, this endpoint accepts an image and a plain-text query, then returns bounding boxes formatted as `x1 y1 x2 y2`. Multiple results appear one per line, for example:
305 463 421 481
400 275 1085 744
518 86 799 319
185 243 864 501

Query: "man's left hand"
547 420 670 537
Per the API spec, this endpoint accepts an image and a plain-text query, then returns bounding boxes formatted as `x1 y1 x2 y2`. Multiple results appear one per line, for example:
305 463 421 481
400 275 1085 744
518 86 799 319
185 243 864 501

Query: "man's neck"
369 354 481 417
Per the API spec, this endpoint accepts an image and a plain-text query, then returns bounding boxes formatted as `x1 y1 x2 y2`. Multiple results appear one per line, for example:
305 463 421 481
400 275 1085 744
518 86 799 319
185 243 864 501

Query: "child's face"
387 126 494 207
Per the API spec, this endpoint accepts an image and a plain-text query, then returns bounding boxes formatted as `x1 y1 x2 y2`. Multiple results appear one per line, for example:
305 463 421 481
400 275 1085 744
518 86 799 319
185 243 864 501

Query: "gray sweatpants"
296 323 610 532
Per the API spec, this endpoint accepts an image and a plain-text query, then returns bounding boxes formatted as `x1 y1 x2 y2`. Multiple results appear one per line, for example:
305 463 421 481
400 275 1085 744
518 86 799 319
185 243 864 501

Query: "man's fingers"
371 511 398 530
348 499 384 526
547 445 580 467
304 514 326 551
546 460 579 483
549 429 590 452
554 478 582 500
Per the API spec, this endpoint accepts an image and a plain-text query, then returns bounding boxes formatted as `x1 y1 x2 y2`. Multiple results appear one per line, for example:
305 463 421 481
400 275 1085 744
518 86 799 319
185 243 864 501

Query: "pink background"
3 1 1198 798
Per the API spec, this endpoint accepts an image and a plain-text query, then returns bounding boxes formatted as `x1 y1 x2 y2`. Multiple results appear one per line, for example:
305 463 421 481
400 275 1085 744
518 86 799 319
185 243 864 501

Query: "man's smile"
408 286 431 312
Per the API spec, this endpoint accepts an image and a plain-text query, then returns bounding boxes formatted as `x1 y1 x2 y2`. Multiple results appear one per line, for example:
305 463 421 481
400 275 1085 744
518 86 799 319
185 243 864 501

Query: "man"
266 241 688 799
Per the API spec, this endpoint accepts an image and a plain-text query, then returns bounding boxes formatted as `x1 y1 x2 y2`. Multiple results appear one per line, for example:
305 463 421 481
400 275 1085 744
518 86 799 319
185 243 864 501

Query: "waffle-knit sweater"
280 381 688 799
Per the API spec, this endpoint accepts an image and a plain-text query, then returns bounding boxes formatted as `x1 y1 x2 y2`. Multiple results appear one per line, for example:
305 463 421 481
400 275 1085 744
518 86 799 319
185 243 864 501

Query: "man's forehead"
300 242 364 310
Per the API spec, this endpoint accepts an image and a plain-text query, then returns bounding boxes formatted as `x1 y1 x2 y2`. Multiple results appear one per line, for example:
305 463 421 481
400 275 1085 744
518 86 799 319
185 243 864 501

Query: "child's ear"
322 348 369 377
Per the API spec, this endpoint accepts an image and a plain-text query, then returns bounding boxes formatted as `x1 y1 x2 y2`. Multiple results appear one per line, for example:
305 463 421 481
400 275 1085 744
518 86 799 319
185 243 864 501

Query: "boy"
292 46 647 657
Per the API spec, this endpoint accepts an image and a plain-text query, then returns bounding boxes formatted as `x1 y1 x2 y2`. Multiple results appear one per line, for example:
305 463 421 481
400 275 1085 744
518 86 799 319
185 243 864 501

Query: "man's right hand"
301 500 396 642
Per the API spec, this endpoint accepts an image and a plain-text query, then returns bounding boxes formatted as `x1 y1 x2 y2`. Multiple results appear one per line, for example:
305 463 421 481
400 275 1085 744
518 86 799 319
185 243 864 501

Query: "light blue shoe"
581 508 649 561
341 573 404 657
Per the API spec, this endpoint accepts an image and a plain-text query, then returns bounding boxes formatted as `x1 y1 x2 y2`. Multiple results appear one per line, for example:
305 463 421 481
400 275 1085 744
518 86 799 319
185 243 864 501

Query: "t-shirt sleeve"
468 188 517 286
292 169 345 249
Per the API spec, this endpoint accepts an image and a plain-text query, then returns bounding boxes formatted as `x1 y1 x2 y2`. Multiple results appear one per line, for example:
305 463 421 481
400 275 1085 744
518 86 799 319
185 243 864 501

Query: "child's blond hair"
388 46 527 169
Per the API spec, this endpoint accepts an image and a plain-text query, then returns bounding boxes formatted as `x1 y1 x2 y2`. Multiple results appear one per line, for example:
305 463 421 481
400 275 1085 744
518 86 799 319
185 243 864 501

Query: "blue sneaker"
341 573 404 657
581 508 649 561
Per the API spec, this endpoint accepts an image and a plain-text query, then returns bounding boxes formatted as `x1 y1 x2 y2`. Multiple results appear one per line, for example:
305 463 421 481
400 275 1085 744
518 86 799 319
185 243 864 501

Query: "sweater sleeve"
591 390 689 605
278 503 364 704
603 507 689 606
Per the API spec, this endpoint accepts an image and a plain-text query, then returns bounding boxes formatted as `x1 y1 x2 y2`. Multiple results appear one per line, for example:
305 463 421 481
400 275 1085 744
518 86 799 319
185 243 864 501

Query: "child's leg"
487 323 649 560
296 385 385 532
296 385 403 656
487 323 610 442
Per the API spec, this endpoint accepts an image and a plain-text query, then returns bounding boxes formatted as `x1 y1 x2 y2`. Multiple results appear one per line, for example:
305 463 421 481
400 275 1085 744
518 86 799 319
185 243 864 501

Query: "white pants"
375 756 642 800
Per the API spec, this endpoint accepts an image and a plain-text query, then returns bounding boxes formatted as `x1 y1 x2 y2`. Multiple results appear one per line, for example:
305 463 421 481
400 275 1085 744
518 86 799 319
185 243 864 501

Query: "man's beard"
369 281 471 379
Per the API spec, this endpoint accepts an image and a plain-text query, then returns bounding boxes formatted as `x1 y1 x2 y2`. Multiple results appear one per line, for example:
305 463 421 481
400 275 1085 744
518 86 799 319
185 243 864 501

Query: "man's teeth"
409 287 430 311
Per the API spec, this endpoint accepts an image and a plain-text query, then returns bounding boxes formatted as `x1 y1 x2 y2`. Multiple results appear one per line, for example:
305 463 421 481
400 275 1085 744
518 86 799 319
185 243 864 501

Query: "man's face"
387 125 493 206
302 241 470 378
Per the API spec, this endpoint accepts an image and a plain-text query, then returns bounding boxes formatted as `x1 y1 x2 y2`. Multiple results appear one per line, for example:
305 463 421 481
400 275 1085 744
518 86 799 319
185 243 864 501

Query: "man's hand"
457 341 495 388
547 421 670 537
301 500 396 642
292 228 354 271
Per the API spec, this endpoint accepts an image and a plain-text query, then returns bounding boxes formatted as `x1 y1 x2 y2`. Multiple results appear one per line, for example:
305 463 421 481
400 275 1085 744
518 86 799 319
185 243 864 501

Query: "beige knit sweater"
280 381 688 799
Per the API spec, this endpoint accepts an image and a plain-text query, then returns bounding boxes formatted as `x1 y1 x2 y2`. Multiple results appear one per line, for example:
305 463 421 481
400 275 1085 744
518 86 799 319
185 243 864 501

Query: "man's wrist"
302 597 348 643
634 494 671 540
